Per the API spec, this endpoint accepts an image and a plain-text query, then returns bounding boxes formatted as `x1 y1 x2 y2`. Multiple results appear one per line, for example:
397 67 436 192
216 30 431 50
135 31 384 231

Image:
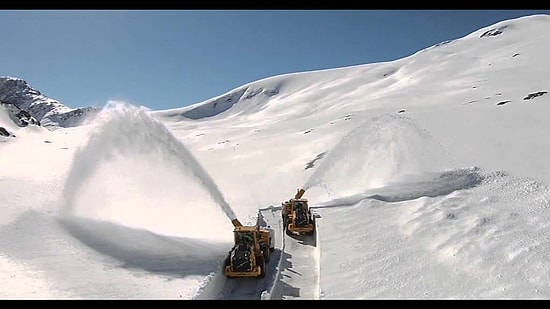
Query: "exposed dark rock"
382 68 397 78
0 77 64 120
480 25 508 38
305 152 326 170
0 76 99 128
446 213 458 220
496 100 511 106
434 40 453 47
1 102 41 127
182 88 247 120
0 127 11 137
523 91 548 100
243 87 279 99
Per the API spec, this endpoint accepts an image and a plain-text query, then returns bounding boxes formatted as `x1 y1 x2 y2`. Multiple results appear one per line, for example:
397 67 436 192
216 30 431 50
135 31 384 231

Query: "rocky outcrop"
0 102 41 127
0 126 13 137
0 76 99 128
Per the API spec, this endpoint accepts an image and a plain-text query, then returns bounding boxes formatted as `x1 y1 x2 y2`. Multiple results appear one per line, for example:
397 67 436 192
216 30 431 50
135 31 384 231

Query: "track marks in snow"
276 229 321 299
316 167 550 298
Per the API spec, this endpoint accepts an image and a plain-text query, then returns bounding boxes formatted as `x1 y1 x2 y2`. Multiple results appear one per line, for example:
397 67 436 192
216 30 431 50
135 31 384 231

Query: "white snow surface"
2 15 550 299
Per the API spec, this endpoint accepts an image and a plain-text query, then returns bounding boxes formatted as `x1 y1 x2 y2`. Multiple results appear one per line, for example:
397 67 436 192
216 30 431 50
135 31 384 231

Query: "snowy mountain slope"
154 14 550 124
0 76 100 128
2 14 550 299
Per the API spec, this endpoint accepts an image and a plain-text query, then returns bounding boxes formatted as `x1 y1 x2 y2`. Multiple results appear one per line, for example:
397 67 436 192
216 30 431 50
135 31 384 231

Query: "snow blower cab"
223 218 274 279
282 188 315 235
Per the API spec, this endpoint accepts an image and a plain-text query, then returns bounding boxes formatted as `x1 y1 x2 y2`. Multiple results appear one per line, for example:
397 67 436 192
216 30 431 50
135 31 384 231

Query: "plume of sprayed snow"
60 101 236 239
303 113 453 199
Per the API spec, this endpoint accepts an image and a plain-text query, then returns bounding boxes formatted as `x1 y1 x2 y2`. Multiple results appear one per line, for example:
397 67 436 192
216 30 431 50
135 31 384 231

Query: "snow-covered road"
194 206 321 300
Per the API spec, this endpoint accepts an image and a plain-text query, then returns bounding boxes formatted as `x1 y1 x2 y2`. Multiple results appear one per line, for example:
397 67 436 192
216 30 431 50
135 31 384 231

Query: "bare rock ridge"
0 76 100 129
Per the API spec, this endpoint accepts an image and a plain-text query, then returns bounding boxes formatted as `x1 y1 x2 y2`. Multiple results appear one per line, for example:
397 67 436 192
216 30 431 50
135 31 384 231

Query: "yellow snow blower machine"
223 216 275 279
281 188 315 235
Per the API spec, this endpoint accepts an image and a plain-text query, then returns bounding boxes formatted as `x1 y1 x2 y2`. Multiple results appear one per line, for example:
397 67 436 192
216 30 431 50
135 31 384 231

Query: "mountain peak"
0 76 99 128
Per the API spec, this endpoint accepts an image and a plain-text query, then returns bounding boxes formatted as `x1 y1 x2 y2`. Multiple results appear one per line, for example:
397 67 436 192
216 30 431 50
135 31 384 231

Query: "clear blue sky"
1 10 549 110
